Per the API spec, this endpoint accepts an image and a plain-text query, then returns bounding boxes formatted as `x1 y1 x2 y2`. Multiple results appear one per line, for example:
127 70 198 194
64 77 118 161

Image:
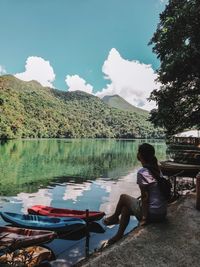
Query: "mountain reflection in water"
0 139 166 265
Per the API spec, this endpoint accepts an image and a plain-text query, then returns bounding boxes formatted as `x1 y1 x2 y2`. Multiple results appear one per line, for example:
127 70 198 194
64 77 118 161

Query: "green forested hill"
102 95 148 116
0 75 164 139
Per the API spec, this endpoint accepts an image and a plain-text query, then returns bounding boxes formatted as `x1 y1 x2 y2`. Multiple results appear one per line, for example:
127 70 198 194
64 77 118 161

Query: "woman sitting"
104 143 167 244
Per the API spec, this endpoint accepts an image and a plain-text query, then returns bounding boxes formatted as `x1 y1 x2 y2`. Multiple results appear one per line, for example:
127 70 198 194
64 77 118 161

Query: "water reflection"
14 189 52 213
99 172 140 215
8 171 141 215
63 182 92 202
0 139 167 265
0 139 166 196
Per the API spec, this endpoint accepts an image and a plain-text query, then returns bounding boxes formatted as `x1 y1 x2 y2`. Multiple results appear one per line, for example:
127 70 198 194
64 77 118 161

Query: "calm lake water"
0 139 167 265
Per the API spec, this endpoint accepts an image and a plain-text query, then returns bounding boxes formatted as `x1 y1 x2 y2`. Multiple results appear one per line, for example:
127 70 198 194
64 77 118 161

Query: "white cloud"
15 189 52 213
96 48 160 111
63 182 91 202
15 56 55 87
65 74 93 94
159 0 168 4
98 171 140 215
0 65 6 75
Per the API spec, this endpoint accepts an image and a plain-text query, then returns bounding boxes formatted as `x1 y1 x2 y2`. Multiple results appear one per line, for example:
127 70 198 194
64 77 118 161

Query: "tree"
149 0 200 136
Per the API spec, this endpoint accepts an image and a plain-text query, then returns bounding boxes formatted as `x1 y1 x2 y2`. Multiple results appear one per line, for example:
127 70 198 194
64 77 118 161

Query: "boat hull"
160 161 200 177
0 226 56 252
0 212 86 233
28 205 105 222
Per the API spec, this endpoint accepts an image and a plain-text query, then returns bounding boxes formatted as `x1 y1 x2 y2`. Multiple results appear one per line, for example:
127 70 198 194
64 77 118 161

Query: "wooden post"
86 209 89 224
196 172 200 210
85 209 90 257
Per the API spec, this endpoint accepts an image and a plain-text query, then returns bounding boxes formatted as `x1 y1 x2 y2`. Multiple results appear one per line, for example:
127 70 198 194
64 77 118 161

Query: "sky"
0 0 167 110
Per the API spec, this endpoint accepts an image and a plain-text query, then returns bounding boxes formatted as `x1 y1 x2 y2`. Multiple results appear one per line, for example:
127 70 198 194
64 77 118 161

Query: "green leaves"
149 0 200 136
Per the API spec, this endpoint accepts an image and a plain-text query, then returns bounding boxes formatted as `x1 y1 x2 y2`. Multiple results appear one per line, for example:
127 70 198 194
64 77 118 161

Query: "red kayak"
28 205 105 222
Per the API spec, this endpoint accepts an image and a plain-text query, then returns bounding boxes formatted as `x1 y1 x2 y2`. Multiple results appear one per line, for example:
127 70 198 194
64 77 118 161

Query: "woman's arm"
140 186 149 225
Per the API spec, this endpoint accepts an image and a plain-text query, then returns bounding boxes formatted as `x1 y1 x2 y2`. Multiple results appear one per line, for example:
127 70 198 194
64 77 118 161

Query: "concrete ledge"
78 194 200 267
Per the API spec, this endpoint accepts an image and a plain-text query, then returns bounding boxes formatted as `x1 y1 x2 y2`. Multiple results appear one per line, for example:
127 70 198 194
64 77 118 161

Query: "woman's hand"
139 217 147 226
140 186 149 226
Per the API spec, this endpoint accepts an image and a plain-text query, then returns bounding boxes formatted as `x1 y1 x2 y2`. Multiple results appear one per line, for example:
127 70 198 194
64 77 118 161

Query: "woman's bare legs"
104 194 135 243
108 206 131 243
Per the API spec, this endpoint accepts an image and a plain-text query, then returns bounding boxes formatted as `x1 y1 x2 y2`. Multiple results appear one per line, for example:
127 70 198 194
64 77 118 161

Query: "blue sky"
0 0 167 110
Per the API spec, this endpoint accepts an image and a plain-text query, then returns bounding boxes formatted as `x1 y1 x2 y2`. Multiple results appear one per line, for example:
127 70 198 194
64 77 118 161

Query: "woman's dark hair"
138 143 160 180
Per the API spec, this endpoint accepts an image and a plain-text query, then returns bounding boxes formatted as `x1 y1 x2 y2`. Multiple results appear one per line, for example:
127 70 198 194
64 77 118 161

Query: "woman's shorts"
129 196 142 221
129 196 166 222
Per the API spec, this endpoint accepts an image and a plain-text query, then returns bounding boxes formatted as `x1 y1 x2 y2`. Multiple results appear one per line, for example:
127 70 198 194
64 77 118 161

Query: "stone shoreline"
77 193 200 267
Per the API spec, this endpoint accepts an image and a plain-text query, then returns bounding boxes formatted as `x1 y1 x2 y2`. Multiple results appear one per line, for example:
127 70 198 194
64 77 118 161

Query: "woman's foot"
107 234 122 245
103 215 119 226
100 234 123 249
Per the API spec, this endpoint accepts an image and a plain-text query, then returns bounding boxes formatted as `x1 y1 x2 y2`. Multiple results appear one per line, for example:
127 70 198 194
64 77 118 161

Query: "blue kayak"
0 212 86 233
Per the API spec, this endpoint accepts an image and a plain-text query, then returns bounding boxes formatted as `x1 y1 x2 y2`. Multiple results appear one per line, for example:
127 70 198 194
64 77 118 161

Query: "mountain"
102 95 148 115
0 75 164 139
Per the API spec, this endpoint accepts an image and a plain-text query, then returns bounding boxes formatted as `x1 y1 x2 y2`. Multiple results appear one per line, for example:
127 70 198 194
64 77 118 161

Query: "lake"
0 139 167 265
